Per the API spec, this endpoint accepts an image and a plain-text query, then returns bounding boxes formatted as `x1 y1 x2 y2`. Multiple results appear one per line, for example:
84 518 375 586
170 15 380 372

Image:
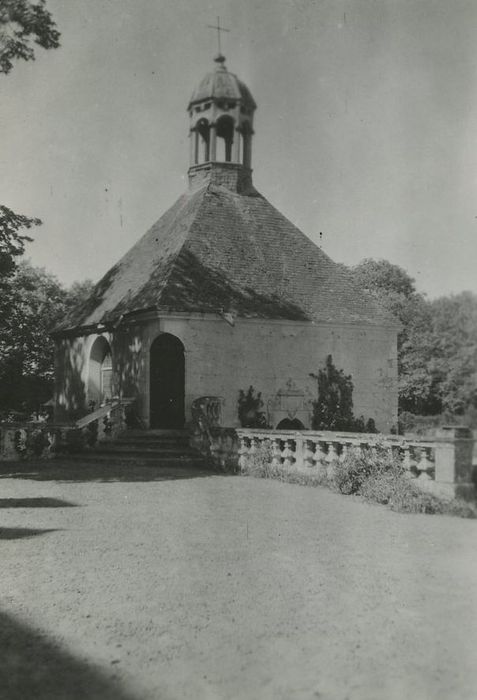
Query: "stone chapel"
53 52 399 431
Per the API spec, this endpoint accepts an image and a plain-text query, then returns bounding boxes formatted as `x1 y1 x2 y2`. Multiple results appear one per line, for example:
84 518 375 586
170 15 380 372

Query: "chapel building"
53 53 399 431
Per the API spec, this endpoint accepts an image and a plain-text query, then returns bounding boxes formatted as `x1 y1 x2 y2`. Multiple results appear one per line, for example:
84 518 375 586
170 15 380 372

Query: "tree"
0 262 93 416
351 258 477 418
310 355 376 432
1 0 60 279
351 258 416 300
0 0 60 74
426 293 477 414
351 259 432 409
0 205 40 278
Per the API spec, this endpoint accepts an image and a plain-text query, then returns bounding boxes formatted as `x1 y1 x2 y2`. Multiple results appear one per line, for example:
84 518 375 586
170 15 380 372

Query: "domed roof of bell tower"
188 54 256 112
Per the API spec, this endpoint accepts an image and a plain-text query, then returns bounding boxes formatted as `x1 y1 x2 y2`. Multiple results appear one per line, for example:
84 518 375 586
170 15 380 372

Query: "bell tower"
187 51 256 193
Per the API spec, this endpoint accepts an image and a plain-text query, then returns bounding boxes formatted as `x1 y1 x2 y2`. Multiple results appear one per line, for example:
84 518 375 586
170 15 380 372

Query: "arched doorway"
150 334 185 429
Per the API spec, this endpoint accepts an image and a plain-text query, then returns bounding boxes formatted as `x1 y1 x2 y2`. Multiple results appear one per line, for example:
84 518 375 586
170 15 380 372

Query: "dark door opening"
150 334 185 429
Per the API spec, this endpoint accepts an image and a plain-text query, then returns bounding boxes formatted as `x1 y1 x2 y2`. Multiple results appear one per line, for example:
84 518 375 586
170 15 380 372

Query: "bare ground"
1 468 477 700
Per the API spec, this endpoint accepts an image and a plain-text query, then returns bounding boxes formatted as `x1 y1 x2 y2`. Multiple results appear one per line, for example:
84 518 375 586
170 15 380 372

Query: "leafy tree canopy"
0 205 40 279
0 0 60 74
352 258 417 299
352 258 477 419
0 262 93 415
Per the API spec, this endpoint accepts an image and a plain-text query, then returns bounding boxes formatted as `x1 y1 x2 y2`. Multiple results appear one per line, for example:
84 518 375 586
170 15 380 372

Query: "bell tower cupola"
187 44 256 192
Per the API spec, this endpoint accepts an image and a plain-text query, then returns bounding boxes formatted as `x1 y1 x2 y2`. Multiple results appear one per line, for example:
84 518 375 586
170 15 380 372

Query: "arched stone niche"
88 336 113 408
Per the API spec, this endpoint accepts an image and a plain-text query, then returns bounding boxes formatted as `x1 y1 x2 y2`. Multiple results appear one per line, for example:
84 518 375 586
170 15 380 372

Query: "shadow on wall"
113 328 143 403
0 610 140 700
55 338 87 420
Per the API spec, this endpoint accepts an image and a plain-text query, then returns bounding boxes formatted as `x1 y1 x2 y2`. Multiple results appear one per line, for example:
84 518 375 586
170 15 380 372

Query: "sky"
2 0 477 298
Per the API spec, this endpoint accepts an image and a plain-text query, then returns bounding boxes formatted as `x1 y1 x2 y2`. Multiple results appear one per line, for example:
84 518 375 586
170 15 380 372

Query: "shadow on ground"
0 527 60 540
0 610 140 700
0 462 224 483
0 497 79 508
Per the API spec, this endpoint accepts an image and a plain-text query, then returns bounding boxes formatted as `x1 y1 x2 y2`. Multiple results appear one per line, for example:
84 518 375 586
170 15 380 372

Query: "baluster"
339 442 349 463
416 446 432 480
271 438 282 468
303 440 315 468
315 441 327 465
401 445 414 476
348 442 361 460
326 441 339 478
282 440 295 468
326 442 339 463
238 436 249 470
249 437 259 469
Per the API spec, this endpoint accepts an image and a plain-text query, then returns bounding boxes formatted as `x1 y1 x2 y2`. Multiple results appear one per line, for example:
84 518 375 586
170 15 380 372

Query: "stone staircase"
50 429 215 478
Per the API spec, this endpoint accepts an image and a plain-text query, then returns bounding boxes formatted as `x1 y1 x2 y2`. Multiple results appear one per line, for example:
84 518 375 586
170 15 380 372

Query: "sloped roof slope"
56 183 397 334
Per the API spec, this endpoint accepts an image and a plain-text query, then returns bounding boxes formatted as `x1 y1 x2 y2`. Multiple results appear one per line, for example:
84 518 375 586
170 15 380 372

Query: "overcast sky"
3 0 477 298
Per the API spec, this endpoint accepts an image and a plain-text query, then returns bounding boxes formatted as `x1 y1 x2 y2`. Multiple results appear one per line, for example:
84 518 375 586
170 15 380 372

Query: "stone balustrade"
0 398 133 461
237 426 476 499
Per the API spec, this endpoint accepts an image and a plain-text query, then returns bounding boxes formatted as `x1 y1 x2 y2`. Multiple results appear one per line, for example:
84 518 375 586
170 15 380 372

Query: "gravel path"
1 470 477 700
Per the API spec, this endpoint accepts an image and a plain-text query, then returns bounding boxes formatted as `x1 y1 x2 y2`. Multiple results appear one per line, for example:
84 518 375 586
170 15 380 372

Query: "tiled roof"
55 183 397 334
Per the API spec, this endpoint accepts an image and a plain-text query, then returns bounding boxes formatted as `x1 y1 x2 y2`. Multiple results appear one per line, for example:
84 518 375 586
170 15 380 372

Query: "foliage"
310 355 377 432
334 445 476 517
351 258 477 420
238 386 268 428
0 205 40 279
240 443 274 478
425 293 477 415
0 0 60 74
0 262 93 415
333 443 400 495
241 440 476 518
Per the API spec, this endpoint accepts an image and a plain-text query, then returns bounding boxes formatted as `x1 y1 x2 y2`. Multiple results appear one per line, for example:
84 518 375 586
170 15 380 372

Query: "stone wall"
54 314 398 431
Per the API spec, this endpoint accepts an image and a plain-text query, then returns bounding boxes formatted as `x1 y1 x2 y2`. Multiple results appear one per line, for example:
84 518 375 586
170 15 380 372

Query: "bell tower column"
233 128 241 163
210 124 217 161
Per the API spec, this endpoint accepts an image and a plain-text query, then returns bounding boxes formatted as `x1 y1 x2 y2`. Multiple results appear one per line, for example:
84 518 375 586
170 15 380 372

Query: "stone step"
94 443 198 456
113 438 191 449
59 452 208 467
122 429 188 438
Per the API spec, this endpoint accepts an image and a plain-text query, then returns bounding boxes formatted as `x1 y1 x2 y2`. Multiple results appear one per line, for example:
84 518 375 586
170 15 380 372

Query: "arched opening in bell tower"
215 115 234 162
194 118 210 164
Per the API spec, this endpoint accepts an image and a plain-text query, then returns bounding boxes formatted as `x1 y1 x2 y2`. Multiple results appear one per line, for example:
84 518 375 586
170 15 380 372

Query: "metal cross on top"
207 16 230 56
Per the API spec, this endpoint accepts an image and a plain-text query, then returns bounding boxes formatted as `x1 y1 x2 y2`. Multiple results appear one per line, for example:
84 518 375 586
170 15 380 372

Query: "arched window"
195 118 210 163
215 115 234 162
88 337 113 408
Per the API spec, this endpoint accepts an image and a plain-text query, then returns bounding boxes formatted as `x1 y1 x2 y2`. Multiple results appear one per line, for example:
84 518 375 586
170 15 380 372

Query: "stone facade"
55 313 398 431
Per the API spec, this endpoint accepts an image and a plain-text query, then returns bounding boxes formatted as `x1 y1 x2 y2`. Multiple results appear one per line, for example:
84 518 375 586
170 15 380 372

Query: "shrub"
333 443 396 495
238 386 268 428
335 444 477 518
310 355 377 432
240 443 274 478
